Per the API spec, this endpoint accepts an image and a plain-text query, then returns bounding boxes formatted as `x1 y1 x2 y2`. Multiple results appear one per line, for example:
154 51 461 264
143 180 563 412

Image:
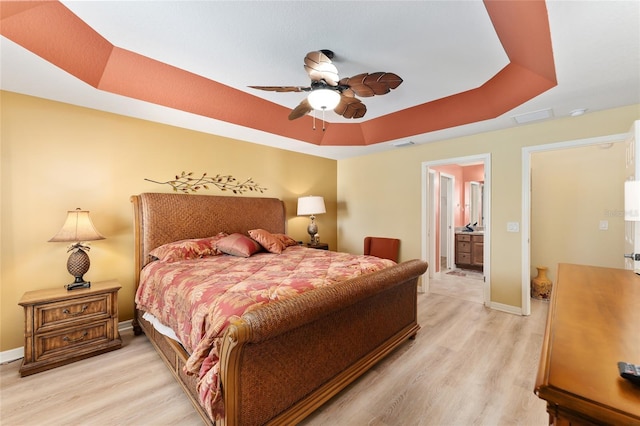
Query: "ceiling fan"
249 50 403 122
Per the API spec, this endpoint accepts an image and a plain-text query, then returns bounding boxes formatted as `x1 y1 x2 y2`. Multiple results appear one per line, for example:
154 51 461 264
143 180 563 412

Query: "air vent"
511 108 554 124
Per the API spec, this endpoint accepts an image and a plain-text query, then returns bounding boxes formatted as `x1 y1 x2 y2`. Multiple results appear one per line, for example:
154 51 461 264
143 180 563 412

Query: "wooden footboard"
220 259 427 426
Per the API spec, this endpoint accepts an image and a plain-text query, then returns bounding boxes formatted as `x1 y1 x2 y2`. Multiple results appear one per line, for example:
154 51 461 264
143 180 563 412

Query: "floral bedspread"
135 245 395 420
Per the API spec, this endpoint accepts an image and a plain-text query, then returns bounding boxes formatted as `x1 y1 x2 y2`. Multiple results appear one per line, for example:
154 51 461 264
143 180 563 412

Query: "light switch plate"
599 220 608 230
507 222 519 232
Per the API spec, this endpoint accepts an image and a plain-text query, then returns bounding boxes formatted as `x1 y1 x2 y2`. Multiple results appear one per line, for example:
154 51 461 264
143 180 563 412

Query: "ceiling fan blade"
340 87 356 98
249 86 308 93
288 98 313 120
334 95 367 119
340 72 403 97
340 73 374 97
374 72 403 90
304 51 339 86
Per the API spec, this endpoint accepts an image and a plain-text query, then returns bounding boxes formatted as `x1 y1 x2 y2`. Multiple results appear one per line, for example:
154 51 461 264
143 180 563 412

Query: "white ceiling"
1 1 639 159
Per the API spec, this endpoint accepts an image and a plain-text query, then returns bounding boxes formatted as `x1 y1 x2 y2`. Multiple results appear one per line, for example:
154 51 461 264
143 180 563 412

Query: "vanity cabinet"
455 233 483 269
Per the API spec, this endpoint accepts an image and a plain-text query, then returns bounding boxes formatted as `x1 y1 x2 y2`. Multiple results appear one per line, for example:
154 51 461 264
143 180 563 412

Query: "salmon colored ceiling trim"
0 1 113 87
0 0 556 147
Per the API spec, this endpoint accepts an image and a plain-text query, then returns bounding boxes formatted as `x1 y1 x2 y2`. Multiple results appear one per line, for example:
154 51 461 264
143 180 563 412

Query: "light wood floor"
1 274 550 425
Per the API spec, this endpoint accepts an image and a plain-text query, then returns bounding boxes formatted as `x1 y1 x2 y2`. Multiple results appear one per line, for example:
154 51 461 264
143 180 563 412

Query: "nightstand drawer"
36 295 111 332
35 320 111 361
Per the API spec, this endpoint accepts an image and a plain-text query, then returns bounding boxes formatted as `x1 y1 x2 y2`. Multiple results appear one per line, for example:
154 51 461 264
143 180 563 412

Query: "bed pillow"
149 233 228 262
248 229 286 254
274 233 299 247
216 233 262 257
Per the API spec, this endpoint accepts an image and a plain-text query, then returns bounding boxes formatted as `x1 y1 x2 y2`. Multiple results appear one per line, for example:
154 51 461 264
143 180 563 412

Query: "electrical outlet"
507 222 519 232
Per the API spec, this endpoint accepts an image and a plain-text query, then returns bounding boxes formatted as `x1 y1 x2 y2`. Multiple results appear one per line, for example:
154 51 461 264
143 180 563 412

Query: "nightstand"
306 242 329 250
19 280 122 377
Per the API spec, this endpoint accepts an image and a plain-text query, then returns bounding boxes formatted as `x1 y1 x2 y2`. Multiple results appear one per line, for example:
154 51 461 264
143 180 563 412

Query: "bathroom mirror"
467 181 484 227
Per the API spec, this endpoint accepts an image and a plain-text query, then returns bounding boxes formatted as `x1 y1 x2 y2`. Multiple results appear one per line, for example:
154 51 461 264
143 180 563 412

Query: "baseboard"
0 320 134 364
490 301 524 315
118 319 133 332
0 347 24 365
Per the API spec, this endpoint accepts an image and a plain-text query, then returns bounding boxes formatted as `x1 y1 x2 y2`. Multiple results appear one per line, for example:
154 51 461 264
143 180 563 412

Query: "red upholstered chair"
364 237 400 262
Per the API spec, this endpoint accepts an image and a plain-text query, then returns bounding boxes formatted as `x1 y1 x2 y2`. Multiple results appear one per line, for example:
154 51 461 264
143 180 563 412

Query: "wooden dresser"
19 280 122 376
535 264 640 425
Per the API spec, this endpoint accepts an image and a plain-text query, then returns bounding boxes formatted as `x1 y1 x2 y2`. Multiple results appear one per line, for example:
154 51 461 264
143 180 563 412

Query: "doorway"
421 154 491 306
521 132 629 315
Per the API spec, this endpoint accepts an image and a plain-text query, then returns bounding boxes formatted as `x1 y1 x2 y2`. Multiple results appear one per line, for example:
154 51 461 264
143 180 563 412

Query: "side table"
19 279 122 376
306 242 329 250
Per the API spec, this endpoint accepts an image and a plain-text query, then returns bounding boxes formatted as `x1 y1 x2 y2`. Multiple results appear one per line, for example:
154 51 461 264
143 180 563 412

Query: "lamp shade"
297 196 326 216
625 180 640 221
49 208 106 242
307 89 340 111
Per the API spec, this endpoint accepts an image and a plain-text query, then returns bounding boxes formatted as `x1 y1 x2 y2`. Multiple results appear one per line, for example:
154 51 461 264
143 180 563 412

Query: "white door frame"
440 172 456 273
624 121 640 271
422 154 491 306
521 133 628 315
427 170 437 283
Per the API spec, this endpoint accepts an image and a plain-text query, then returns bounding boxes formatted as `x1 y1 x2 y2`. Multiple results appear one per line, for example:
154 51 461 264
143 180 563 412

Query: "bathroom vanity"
455 232 483 270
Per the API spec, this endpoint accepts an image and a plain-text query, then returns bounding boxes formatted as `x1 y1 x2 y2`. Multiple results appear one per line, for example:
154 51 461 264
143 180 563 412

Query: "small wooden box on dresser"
18 280 122 377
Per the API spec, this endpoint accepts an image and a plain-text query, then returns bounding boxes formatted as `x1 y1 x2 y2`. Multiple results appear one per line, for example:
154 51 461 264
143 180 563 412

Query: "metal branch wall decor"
145 172 267 194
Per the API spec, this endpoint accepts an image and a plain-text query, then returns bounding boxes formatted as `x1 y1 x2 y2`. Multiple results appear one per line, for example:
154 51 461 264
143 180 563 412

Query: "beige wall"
337 104 639 307
1 91 337 351
531 142 627 283
2 90 638 352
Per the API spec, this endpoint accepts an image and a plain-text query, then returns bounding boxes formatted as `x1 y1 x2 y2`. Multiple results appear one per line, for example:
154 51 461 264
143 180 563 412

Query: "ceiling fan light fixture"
308 89 340 111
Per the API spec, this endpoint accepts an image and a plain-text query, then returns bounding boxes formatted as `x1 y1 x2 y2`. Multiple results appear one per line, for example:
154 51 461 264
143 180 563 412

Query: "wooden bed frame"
131 192 428 425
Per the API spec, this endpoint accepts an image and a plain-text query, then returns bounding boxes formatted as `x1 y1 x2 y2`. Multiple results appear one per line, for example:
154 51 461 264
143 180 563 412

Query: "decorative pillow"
274 233 299 247
216 233 262 257
149 233 228 262
249 229 286 254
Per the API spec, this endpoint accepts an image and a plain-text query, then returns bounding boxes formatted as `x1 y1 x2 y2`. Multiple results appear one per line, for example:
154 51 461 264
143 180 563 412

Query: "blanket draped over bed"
131 192 428 425
136 246 396 418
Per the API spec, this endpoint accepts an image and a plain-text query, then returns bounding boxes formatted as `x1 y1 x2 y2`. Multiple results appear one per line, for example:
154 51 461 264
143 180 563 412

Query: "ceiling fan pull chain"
312 110 316 130
322 108 326 131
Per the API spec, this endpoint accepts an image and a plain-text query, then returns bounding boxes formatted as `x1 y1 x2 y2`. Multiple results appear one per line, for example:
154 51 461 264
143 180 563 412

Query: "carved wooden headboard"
131 192 286 286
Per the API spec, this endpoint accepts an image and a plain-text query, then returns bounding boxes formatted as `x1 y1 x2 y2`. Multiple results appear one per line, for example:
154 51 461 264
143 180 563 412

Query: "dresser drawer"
34 320 112 361
35 294 111 332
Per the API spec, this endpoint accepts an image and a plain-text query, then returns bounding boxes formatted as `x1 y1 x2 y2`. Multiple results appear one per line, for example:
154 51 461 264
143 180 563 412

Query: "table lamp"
49 208 105 290
297 196 326 244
